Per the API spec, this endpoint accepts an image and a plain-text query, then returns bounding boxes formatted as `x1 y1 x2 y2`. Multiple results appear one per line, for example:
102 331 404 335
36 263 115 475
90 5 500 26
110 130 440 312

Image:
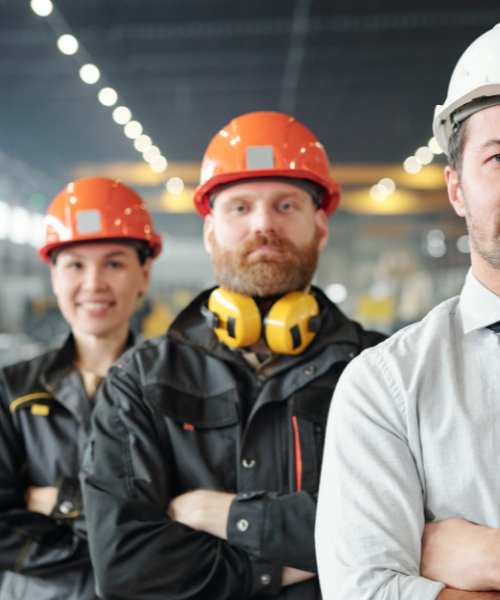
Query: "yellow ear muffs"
263 291 320 355
206 288 262 348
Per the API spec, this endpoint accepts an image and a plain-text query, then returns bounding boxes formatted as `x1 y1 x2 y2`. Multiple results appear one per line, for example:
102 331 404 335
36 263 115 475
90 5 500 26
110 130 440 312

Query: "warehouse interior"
0 0 497 365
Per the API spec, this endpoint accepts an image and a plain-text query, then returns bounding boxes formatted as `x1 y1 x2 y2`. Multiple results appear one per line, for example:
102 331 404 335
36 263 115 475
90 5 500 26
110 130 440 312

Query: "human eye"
492 154 500 162
230 202 248 215
67 261 83 270
106 260 124 269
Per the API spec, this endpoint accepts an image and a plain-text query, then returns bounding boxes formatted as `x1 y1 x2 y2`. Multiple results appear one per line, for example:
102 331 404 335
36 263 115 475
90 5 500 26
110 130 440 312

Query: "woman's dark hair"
49 239 153 265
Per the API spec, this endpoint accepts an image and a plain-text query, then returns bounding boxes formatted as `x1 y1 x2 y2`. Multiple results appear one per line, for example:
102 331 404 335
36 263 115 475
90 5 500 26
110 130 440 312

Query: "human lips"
247 245 283 256
78 300 115 316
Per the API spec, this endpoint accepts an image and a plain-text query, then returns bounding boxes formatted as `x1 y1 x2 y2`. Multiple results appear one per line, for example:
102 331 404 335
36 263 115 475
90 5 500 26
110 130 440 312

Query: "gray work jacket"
82 287 385 600
0 333 132 600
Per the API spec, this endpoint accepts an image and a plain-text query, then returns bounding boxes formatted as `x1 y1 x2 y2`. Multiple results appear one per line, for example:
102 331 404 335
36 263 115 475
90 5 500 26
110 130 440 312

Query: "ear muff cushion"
264 291 319 355
208 288 261 348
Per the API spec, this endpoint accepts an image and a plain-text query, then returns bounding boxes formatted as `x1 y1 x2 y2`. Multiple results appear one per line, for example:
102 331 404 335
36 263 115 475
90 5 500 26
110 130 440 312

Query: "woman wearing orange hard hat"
0 177 161 600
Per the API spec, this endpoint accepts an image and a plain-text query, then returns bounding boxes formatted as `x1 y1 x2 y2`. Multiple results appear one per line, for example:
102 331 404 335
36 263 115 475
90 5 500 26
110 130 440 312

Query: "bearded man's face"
203 180 329 297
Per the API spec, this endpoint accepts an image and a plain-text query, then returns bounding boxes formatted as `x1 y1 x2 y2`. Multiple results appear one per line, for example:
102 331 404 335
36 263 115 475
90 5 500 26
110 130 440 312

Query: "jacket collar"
40 330 136 392
167 286 361 368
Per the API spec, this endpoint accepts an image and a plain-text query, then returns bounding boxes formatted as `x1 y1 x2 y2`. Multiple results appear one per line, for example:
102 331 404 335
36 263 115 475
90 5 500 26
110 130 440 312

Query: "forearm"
438 591 500 599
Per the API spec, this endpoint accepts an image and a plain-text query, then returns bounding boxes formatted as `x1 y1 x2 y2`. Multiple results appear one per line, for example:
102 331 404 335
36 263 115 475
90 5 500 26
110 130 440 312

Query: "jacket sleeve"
227 490 318 573
315 348 445 600
0 380 90 577
81 363 279 600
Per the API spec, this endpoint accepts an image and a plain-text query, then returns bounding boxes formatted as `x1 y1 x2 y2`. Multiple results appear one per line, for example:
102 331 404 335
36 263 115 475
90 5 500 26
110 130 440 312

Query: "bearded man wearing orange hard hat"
81 111 385 600
0 178 161 599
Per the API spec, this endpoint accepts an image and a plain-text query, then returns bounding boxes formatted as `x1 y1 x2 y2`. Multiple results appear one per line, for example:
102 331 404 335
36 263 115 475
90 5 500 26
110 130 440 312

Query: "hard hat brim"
193 169 340 218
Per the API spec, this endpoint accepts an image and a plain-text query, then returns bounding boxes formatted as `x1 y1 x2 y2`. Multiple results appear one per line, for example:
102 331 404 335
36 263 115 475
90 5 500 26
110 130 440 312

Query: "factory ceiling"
1 0 499 187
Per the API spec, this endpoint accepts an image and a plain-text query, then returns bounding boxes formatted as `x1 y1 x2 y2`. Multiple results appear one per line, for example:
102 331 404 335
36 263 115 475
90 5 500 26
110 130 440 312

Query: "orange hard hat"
38 177 162 262
193 111 340 218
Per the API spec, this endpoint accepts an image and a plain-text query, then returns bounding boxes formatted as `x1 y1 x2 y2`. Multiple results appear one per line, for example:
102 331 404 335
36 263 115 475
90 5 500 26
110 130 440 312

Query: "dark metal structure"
1 0 500 181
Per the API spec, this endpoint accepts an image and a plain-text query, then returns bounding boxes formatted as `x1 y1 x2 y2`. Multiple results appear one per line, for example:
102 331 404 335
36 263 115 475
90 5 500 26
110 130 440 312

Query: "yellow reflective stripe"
10 393 54 414
59 510 79 518
31 404 50 416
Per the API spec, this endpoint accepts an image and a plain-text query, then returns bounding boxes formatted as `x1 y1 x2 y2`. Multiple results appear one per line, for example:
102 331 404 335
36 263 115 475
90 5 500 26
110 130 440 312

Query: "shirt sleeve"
315 349 445 600
81 364 259 600
0 380 90 577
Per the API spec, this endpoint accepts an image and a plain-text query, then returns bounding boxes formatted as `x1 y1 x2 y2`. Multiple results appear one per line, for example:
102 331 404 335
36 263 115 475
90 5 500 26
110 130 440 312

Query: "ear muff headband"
205 288 320 355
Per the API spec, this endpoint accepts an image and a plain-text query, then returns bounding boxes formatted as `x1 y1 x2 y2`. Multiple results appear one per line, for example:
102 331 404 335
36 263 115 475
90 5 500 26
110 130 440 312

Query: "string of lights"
30 0 169 175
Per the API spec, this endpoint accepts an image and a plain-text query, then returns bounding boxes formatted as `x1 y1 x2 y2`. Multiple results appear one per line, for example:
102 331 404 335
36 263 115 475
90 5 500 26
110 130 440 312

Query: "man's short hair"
448 117 469 179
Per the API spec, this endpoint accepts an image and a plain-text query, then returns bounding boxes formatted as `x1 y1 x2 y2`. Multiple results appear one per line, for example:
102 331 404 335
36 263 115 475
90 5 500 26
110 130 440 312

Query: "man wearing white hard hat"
316 23 500 600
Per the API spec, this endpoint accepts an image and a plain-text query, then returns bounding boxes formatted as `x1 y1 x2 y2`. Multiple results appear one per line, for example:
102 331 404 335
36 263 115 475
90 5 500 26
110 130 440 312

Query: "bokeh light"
166 177 184 195
79 64 100 84
98 88 118 106
57 34 79 55
112 106 132 125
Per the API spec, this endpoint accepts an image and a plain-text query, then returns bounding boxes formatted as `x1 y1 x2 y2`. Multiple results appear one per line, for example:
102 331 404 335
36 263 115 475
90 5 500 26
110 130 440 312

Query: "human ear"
445 166 466 217
315 208 329 251
203 214 214 255
138 258 153 295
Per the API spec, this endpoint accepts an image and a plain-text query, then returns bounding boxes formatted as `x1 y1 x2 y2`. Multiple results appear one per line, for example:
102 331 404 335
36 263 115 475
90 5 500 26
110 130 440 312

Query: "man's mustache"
239 235 296 258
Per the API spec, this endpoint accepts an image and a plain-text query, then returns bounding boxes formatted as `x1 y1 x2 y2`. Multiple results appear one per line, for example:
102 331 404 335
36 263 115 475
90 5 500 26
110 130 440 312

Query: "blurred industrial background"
0 0 496 364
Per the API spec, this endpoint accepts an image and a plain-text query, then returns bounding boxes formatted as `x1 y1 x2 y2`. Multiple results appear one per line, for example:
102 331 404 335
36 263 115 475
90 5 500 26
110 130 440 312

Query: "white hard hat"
433 24 500 155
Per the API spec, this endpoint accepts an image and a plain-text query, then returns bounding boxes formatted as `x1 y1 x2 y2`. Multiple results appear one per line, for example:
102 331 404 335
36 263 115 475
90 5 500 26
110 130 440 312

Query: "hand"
421 519 500 591
25 486 58 516
168 490 236 540
282 566 316 587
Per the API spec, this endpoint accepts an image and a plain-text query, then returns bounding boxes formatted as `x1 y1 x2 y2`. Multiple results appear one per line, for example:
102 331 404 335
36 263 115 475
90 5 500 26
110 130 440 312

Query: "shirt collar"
460 268 500 334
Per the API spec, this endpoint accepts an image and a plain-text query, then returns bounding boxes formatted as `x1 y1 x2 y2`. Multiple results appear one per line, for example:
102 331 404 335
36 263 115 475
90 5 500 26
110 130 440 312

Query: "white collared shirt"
316 269 500 600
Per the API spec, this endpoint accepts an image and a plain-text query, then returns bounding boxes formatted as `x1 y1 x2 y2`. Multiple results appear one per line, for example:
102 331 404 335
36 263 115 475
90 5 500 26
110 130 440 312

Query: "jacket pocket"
144 384 239 429
290 387 333 493
292 386 332 425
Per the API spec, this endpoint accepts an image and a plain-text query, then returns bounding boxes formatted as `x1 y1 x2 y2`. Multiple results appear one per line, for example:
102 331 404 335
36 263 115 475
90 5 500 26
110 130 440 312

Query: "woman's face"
49 242 152 338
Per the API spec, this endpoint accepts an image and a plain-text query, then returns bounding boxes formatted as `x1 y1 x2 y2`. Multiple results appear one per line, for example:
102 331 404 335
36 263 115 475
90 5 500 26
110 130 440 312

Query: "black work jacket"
0 333 132 600
82 288 386 600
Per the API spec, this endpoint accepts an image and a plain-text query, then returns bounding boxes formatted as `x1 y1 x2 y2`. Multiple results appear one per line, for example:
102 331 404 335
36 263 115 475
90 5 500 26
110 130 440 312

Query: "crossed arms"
315 347 500 600
81 368 318 599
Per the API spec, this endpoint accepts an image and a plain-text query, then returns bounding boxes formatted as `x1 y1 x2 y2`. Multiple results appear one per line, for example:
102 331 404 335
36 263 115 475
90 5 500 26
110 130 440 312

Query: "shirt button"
261 574 271 585
348 351 355 359
304 365 316 375
236 519 249 532
242 458 256 468
59 500 74 515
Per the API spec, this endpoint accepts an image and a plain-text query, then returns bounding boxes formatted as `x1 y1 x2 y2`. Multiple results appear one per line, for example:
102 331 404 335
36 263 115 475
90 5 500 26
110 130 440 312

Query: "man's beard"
462 190 500 270
210 231 320 297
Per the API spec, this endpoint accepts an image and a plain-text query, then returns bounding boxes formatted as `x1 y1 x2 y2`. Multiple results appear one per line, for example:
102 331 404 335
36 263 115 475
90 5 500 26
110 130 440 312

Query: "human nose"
250 203 278 236
81 265 107 292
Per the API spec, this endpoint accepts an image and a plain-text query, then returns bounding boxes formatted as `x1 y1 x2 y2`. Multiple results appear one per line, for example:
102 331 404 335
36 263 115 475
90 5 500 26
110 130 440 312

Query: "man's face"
203 180 329 296
447 105 500 271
